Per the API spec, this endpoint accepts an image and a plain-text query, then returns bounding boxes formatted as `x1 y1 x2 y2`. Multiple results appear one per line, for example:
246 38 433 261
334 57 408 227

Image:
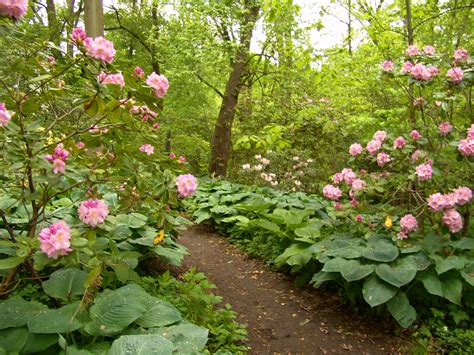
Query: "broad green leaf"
362 275 397 307
0 296 47 329
135 298 181 328
325 246 362 259
461 262 474 286
361 240 399 262
109 335 174 355
387 292 417 328
405 252 430 271
111 225 133 240
310 271 340 288
435 255 465 275
275 243 311 267
294 226 320 242
321 257 347 272
0 255 25 270
440 273 462 305
221 215 250 224
417 270 443 297
42 268 88 300
253 219 280 234
375 257 418 287
0 327 28 353
28 302 88 334
340 260 375 282
152 323 209 353
154 244 188 266
21 333 58 353
452 238 474 250
115 213 148 229
194 211 211 224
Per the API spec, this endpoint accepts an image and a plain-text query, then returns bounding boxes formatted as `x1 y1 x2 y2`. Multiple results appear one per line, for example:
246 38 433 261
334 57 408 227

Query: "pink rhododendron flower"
467 124 474 139
453 48 469 63
97 71 125 88
410 130 421 140
349 143 363 156
411 149 424 161
45 143 70 174
397 232 408 240
139 144 154 155
271 180 278 186
178 155 186 163
255 154 262 160
411 63 432 81
85 36 116 63
323 184 342 200
78 199 109 228
261 158 270 165
447 67 464 83
145 72 169 98
423 45 436 55
401 61 414 73
416 163 432 181
438 121 453 136
400 214 418 234
427 66 439 77
76 141 85 149
443 193 458 209
52 158 65 174
334 202 342 210
71 27 87 43
454 187 472 205
176 174 198 197
351 179 366 191
442 209 463 233
253 164 262 171
242 163 250 170
427 193 445 212
38 221 72 259
350 199 357 207
152 123 159 129
355 214 363 222
393 136 406 149
406 45 420 57
0 0 28 18
169 152 176 159
332 172 344 184
0 102 12 127
373 130 387 142
377 152 392 167
366 139 381 155
381 60 394 72
458 138 474 156
133 66 145 78
342 168 357 184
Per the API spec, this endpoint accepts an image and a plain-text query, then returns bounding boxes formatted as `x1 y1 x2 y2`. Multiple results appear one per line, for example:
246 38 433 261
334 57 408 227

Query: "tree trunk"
347 0 352 56
84 0 104 38
405 0 415 126
46 0 59 43
208 2 260 177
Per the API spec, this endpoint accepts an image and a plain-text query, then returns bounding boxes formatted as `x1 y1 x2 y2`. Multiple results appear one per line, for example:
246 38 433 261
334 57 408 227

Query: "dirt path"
179 224 408 354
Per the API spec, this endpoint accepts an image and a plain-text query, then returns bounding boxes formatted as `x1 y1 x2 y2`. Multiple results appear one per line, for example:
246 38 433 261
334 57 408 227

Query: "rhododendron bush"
0 16 202 353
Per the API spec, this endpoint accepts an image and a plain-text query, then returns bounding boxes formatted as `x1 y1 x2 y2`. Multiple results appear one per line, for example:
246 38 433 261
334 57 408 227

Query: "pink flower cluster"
349 143 363 156
446 67 464 83
458 124 474 157
38 221 72 259
85 36 116 63
380 60 394 72
398 214 417 240
438 121 452 136
415 163 432 181
78 199 109 228
406 45 420 57
441 209 463 233
133 66 145 78
45 143 70 174
410 63 439 81
261 172 278 186
427 187 472 211
0 102 12 127
71 27 87 43
410 130 421 140
98 71 125 88
145 72 169 98
139 144 154 155
393 136 406 149
323 184 342 200
377 152 392 167
176 174 198 197
453 48 469 63
130 105 158 122
0 0 28 18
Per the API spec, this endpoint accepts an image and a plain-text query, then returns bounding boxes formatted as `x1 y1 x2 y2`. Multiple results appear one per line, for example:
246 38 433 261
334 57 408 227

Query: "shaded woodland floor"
178 224 410 354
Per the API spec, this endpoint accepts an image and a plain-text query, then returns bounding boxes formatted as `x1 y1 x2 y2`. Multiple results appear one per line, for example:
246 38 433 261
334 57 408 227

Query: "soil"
177 224 410 354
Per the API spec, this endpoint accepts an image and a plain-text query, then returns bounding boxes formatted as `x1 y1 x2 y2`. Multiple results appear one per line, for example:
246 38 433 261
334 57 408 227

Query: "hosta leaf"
325 246 362 259
461 262 474 286
452 238 474 250
362 275 397 307
387 292 417 328
435 255 465 275
361 240 399 262
321 257 347 273
340 260 375 282
109 335 174 355
85 285 148 336
152 324 209 353
0 296 47 329
405 252 430 271
375 257 418 287
42 268 88 301
294 226 321 242
0 327 28 353
417 270 444 297
115 213 148 229
253 219 280 234
28 302 88 334
135 298 181 328
21 333 58 353
274 243 309 267
440 272 462 305
310 271 340 288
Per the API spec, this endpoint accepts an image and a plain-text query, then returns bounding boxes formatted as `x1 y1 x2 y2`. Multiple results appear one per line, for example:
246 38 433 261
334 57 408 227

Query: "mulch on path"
178 224 409 354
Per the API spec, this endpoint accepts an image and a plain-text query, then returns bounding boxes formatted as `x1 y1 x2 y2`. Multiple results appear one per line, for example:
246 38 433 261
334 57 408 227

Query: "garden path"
178 224 409 354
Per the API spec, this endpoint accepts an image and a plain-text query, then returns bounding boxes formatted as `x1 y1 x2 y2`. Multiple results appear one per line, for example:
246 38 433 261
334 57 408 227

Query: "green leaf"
452 238 474 250
42 268 88 300
461 262 474 286
28 302 88 334
440 273 462 305
115 213 148 229
0 327 28 353
111 225 133 240
418 270 444 297
194 211 211 224
310 271 340 288
0 296 47 329
109 335 174 355
321 257 347 272
387 292 417 328
0 255 25 270
325 246 362 259
375 257 418 287
85 285 148 336
21 333 58 353
135 298 182 328
435 255 465 275
362 275 397 307
294 226 321 242
253 219 281 234
361 240 399 262
340 260 375 282
152 323 209 353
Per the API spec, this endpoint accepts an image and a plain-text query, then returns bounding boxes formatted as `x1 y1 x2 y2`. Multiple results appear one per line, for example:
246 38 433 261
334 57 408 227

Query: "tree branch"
194 72 224 98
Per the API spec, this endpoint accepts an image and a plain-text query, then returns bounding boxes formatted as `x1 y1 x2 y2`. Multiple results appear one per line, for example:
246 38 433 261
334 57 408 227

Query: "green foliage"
140 269 248 354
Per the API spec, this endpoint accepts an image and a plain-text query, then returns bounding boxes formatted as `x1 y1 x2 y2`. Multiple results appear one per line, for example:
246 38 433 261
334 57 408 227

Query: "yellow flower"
385 215 393 229
153 230 165 246
46 131 55 145
36 126 45 132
